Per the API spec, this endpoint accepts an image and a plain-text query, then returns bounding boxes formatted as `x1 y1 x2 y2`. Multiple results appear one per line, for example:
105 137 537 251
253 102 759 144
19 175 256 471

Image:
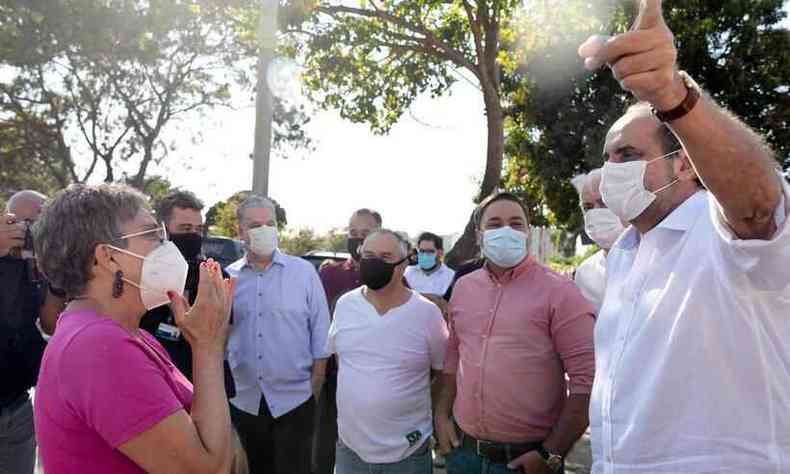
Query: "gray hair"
236 194 277 224
572 169 602 209
6 190 47 214
363 229 409 259
32 183 149 297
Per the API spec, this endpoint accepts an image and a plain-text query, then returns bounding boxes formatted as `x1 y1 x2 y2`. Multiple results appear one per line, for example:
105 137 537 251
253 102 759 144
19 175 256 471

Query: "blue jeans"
445 447 520 474
446 447 565 474
335 438 431 474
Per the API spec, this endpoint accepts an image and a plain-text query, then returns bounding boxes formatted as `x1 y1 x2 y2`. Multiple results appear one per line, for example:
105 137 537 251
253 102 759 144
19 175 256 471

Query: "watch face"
547 454 563 471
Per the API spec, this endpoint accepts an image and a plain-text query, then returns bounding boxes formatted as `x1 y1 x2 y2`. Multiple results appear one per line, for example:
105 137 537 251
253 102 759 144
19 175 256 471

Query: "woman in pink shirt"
32 183 236 473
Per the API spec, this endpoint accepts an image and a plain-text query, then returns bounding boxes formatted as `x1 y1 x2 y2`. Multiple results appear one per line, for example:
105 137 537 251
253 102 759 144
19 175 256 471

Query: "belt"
458 428 542 465
0 392 29 416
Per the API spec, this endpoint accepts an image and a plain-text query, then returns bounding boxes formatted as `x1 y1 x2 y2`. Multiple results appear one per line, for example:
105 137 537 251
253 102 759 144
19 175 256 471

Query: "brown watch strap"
652 72 700 123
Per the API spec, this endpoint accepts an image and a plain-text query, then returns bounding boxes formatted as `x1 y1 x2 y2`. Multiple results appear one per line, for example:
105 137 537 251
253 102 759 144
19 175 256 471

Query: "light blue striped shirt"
225 250 330 418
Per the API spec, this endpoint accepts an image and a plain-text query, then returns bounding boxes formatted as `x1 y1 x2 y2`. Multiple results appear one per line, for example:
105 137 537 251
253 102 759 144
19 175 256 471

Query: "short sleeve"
326 312 339 355
709 174 790 291
60 326 186 448
443 283 464 374
424 304 449 371
549 281 596 395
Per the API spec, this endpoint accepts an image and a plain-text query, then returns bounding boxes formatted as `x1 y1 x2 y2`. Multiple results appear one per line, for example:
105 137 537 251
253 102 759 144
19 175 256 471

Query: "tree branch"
318 4 480 78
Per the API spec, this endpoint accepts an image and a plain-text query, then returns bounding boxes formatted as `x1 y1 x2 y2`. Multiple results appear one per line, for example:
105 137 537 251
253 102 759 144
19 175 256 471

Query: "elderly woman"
33 183 236 474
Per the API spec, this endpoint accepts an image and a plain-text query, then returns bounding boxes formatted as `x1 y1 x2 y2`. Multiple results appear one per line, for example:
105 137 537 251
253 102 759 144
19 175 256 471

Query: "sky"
149 1 790 238
151 74 487 238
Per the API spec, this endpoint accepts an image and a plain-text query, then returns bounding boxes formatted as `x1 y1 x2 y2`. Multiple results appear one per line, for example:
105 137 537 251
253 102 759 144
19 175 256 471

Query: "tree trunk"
446 86 505 268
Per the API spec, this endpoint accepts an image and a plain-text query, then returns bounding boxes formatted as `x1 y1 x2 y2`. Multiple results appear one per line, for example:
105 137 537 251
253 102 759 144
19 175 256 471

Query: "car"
301 250 351 271
202 235 245 269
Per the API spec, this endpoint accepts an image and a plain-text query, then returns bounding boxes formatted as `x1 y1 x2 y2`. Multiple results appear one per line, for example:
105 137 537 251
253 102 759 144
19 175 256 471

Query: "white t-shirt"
327 288 449 463
404 264 456 296
591 183 790 473
574 249 607 310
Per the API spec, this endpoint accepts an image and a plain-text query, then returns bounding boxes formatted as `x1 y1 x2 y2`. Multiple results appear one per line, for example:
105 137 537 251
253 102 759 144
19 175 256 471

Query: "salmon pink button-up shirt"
445 257 595 443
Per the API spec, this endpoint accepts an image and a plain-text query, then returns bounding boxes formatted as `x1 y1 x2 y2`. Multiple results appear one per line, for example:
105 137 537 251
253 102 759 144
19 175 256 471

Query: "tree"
287 0 605 265
205 191 288 237
504 0 789 236
0 0 310 189
279 228 323 255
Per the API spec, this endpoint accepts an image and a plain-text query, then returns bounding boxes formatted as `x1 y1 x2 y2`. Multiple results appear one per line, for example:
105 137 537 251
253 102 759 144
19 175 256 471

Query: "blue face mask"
481 226 528 269
417 252 438 271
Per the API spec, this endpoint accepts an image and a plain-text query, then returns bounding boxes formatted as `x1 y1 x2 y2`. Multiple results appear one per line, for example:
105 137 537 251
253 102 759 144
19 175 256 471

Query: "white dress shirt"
574 249 607 310
591 183 790 473
404 264 455 296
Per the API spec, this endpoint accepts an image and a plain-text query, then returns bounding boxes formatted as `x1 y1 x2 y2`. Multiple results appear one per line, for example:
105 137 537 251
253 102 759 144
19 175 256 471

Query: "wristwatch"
536 445 564 473
652 70 701 123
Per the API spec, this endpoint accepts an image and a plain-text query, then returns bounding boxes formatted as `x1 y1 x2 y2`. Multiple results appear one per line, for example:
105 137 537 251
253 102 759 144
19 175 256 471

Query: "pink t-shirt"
35 309 194 473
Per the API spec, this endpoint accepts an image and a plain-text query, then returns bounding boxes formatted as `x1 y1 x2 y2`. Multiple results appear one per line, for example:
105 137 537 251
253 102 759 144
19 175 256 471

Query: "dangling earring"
112 270 124 298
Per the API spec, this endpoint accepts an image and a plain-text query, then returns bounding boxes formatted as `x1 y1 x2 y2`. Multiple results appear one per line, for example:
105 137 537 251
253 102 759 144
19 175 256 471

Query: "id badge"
155 323 181 341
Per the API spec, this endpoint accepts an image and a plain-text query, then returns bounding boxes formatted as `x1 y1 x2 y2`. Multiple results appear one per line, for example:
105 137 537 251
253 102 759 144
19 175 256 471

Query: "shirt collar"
614 190 708 251
484 255 536 284
655 190 708 232
241 249 286 271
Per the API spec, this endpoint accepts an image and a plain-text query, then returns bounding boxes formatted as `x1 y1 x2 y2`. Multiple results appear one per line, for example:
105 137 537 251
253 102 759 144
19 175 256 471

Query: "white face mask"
481 226 528 269
584 208 626 249
247 225 278 257
600 150 682 222
109 241 189 310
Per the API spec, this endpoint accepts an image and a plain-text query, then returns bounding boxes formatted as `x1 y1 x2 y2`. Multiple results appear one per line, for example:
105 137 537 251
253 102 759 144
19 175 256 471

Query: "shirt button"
258 355 262 360
258 376 263 380
258 312 263 317
258 333 262 338
258 293 262 296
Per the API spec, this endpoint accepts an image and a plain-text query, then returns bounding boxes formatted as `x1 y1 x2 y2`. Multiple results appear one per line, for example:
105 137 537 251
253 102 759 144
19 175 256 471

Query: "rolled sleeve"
550 282 596 395
710 173 790 291
307 268 331 359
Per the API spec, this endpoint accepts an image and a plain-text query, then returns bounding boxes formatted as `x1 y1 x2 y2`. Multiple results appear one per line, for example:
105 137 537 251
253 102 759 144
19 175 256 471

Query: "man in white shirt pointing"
578 0 790 472
328 229 448 474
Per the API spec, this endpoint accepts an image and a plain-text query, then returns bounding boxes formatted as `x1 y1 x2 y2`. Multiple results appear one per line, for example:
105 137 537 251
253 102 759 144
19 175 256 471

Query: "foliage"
503 0 790 234
0 0 310 190
279 227 348 255
205 190 288 237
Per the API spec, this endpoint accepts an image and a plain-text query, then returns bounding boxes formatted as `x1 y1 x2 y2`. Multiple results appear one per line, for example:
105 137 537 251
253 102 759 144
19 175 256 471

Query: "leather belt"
458 428 542 465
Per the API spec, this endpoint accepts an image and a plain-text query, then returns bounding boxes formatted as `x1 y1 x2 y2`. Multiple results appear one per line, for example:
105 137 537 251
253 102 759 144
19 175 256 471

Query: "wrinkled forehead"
362 232 402 255
604 110 661 158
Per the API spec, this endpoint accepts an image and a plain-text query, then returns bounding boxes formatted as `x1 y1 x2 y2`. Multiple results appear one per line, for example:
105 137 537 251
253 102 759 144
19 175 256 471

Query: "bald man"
0 190 64 474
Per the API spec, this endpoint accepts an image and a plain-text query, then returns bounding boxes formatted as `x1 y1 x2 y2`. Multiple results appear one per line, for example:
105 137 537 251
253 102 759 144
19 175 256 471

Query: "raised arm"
580 0 782 239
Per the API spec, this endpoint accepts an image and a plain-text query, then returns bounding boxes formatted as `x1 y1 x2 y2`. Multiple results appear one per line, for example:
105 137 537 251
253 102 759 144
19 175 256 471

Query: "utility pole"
251 0 279 196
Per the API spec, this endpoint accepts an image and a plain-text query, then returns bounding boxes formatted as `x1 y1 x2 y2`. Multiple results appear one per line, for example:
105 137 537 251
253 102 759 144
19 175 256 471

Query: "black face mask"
360 256 408 290
171 232 203 260
346 237 364 261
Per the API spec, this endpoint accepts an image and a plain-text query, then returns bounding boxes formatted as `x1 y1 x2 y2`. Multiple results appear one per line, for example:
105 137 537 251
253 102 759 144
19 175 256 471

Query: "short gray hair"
363 229 409 259
6 190 47 214
574 168 602 209
236 194 277 224
32 183 149 297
